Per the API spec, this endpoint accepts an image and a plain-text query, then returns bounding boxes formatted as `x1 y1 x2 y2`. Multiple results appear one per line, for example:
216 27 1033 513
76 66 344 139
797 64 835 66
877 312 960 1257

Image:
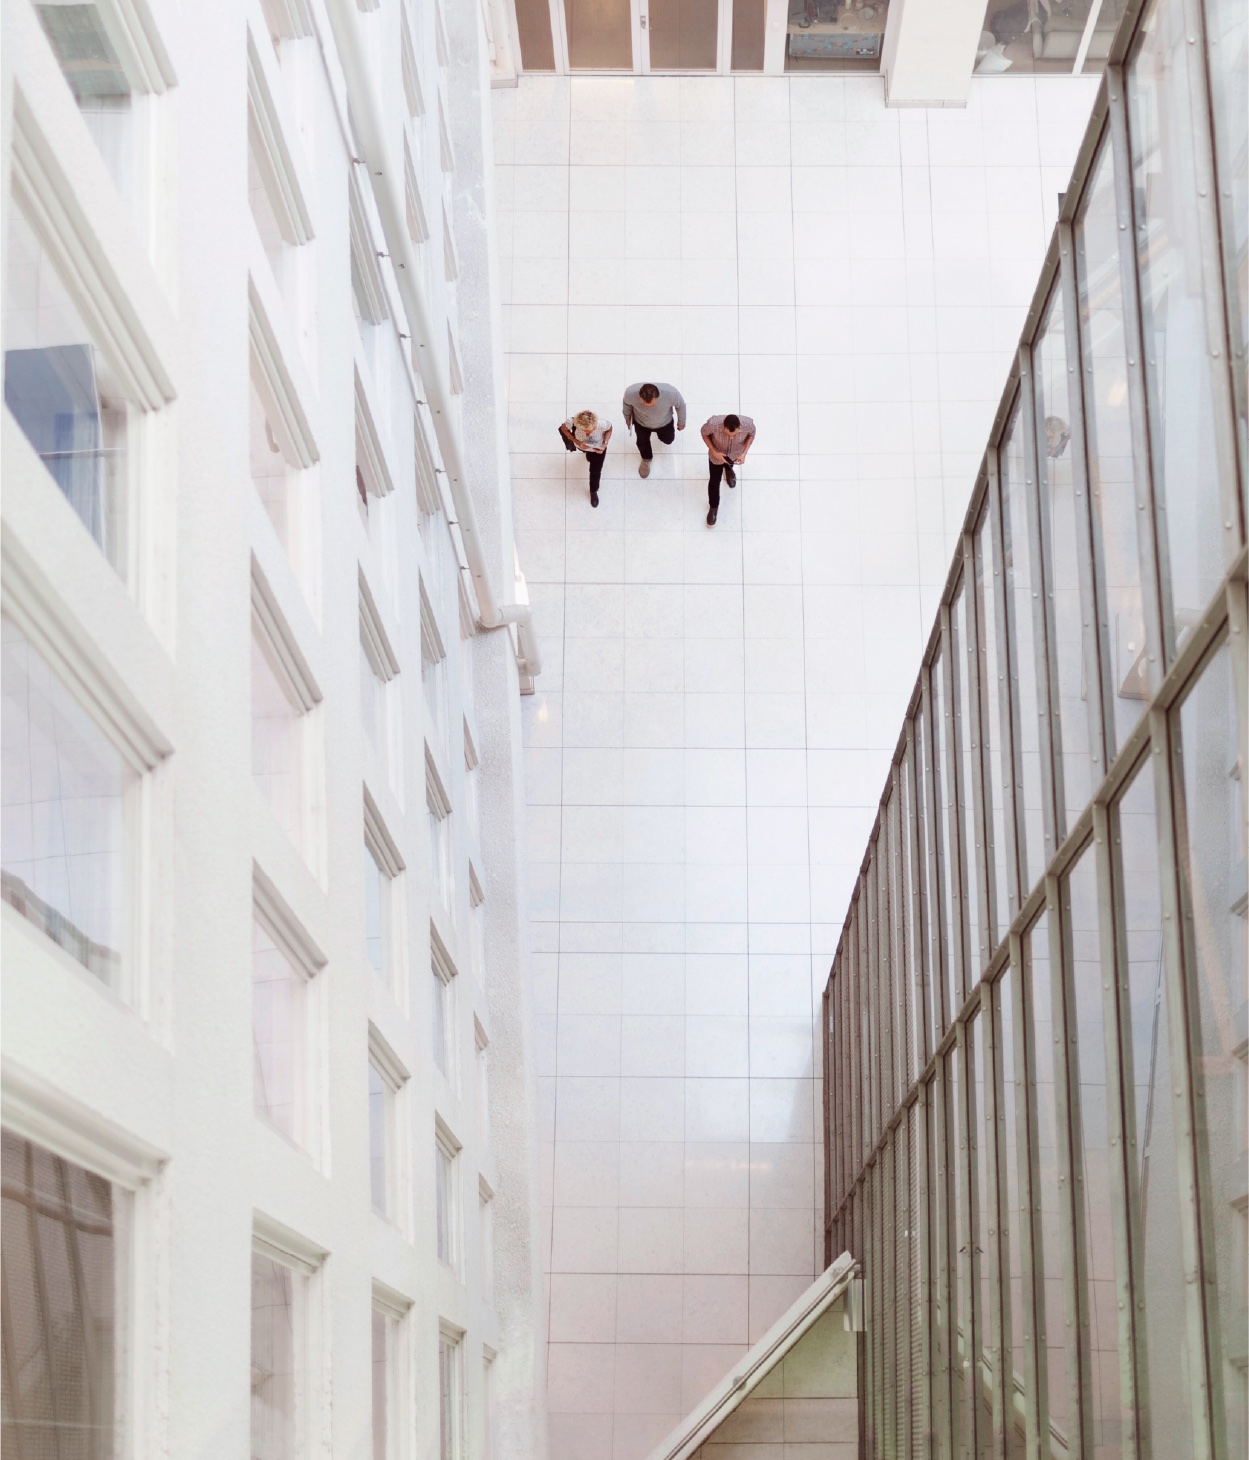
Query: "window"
442 204 459 284
362 841 390 980
253 916 312 1148
34 1 160 227
371 1305 391 1460
400 16 424 117
437 1329 463 1460
431 931 457 1080
435 1128 459 1270
360 581 400 798
247 32 313 304
1 1131 124 1456
479 1181 494 1306
468 872 485 987
404 138 429 246
368 1030 407 1224
251 1248 305 1460
475 1025 490 1145
252 613 311 852
5 201 134 577
427 759 454 914
422 596 449 758
463 726 480 840
1 617 132 985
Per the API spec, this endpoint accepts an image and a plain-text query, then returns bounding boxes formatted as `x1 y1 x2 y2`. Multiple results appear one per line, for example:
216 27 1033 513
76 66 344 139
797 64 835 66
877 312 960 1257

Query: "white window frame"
430 920 459 1086
434 1119 462 1275
474 1019 489 1148
367 1024 410 1234
371 1282 415 1460
349 172 389 326
426 751 455 918
251 1213 329 1460
363 788 406 1006
360 573 401 799
479 1176 495 1307
253 865 328 1163
246 29 313 250
437 1323 465 1460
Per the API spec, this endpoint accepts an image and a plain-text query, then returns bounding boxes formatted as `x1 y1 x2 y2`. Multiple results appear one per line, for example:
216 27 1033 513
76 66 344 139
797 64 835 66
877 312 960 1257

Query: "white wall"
492 70 1097 1460
0 0 546 1456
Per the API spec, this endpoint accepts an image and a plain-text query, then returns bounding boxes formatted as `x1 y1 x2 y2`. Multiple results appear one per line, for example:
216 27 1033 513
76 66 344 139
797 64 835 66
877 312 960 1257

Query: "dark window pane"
974 507 1012 942
952 586 984 975
730 0 765 69
996 968 1027 1458
648 0 718 69
564 0 633 68
932 650 961 1026
1 1132 117 1459
970 1012 995 1455
515 0 556 69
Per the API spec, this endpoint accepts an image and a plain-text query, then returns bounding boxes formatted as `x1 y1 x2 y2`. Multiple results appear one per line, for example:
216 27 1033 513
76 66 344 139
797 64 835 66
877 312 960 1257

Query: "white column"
763 0 788 75
880 0 986 106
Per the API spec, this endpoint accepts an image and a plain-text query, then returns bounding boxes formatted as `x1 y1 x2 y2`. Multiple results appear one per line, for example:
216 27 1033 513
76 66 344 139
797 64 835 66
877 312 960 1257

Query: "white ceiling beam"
881 0 986 106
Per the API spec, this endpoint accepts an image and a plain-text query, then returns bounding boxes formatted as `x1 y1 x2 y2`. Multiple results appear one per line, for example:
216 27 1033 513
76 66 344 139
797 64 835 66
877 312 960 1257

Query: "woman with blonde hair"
559 408 612 507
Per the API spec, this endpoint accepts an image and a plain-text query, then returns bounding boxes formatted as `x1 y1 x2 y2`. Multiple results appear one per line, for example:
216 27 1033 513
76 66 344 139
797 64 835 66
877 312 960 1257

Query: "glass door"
562 0 637 68
645 0 722 69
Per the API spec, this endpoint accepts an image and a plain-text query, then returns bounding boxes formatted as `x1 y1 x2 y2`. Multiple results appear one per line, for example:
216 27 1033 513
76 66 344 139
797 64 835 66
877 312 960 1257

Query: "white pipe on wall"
322 0 540 676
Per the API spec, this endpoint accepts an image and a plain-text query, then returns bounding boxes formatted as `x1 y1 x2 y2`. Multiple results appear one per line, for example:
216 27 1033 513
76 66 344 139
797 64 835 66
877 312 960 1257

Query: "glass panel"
996 969 1026 1459
514 0 556 69
1175 645 1247 1457
433 966 452 1075
949 1047 972 1459
970 1012 995 1457
1205 0 1247 413
915 704 940 1058
933 652 961 1026
648 0 717 68
253 918 306 1145
1034 287 1094 834
1027 910 1074 1448
363 843 389 978
975 0 1126 75
1129 0 1235 634
1076 139 1150 751
1000 400 1047 896
953 587 984 975
251 1253 297 1460
252 628 305 851
910 1102 925 1455
369 1061 388 1216
785 0 889 68
4 203 130 577
34 3 145 217
901 750 922 1083
974 508 1012 943
731 0 765 68
1118 762 1196 1453
1 1132 117 1457
371 1308 389 1460
1 618 130 984
563 0 633 68
1063 846 1124 1455
436 1145 456 1267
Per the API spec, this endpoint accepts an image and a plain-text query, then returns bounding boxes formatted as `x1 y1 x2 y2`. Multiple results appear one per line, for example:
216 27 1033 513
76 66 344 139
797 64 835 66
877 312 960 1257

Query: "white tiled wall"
492 71 1097 1460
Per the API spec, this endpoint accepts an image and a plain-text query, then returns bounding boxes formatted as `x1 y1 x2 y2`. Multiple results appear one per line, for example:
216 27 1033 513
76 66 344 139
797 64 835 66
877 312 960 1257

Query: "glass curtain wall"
825 4 1246 1458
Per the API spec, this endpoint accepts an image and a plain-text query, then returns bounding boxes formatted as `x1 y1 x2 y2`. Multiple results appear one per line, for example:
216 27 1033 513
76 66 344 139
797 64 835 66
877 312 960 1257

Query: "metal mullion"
1095 798 1147 1460
906 719 934 1071
988 449 1027 922
1012 930 1045 1460
854 903 868 1170
883 1133 897 1460
941 598 971 1017
900 1118 914 1460
918 1080 935 1458
823 982 833 1269
1105 71 1170 682
921 670 952 1034
962 528 996 978
1048 871 1095 1460
861 876 877 1161
840 959 851 1212
982 970 1010 1460
891 769 910 1107
879 808 897 1122
1056 220 1113 781
868 858 884 1150
1173 0 1246 545
1018 342 1065 856
1151 701 1223 1459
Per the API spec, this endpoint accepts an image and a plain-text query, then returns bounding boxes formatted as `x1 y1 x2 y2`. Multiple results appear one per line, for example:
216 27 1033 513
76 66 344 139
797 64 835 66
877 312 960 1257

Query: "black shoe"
706 507 717 526
590 489 599 508
725 466 737 488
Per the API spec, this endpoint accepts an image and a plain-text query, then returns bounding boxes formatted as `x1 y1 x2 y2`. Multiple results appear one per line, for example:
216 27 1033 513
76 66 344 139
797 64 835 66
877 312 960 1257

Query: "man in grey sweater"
621 381 687 477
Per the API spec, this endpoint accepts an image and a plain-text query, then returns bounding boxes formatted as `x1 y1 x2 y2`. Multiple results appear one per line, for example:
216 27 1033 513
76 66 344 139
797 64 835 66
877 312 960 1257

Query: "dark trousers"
707 459 737 509
587 449 606 492
635 418 675 460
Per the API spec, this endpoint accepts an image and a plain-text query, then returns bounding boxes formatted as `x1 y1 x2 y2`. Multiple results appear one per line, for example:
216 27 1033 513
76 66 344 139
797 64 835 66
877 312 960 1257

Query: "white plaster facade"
1 1 547 1457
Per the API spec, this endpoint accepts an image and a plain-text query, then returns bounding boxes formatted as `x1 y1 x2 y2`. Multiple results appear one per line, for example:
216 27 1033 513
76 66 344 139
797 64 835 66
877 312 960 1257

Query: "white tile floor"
493 71 1097 1460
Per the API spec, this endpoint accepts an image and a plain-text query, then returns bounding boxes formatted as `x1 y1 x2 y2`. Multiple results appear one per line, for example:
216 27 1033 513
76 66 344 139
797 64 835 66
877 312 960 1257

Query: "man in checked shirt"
700 412 756 526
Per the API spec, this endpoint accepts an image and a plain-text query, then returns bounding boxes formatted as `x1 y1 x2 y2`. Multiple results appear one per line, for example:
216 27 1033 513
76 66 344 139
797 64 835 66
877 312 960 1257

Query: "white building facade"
0 1 549 1457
